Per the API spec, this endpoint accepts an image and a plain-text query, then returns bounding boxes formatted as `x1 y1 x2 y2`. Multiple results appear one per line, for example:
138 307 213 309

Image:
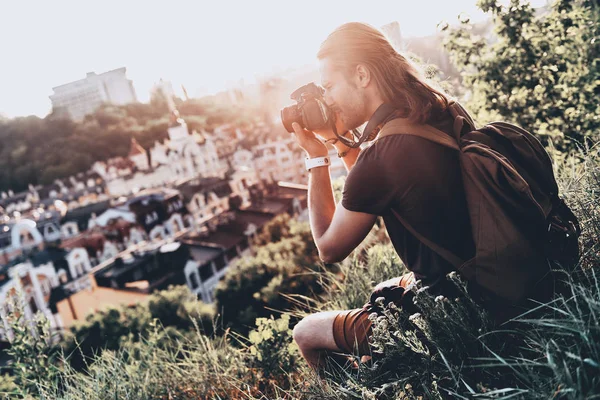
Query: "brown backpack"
378 102 581 305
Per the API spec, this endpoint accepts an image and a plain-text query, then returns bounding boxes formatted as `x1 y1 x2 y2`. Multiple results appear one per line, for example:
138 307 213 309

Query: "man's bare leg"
293 310 372 372
293 310 348 371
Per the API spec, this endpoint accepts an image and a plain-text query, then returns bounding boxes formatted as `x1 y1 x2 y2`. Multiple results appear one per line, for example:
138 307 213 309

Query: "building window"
226 247 238 261
40 279 51 296
58 270 68 284
74 262 84 277
133 269 143 281
199 264 213 281
215 256 226 271
20 231 35 244
28 296 38 314
189 273 199 289
147 259 158 271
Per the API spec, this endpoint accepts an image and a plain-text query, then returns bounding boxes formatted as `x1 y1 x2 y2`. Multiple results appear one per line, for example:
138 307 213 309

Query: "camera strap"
332 103 402 148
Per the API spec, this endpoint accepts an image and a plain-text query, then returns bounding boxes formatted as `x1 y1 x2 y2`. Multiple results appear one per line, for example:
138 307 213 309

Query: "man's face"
319 58 367 133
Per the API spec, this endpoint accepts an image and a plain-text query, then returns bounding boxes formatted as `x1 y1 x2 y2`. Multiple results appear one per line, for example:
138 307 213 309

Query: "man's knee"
292 316 314 349
292 311 339 351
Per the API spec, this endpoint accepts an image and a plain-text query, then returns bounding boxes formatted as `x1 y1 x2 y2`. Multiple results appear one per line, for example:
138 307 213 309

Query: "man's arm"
314 124 360 172
333 141 360 173
307 166 377 263
291 122 377 263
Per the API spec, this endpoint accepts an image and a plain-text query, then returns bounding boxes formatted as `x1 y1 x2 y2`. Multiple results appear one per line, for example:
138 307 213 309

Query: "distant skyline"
0 0 549 118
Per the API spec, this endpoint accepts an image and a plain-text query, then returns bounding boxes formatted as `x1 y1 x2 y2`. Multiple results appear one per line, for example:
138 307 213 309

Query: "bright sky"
0 0 548 118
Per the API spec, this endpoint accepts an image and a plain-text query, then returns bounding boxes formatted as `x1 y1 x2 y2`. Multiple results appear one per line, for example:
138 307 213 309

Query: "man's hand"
313 115 346 142
373 273 415 292
313 125 337 142
373 277 402 292
291 122 328 158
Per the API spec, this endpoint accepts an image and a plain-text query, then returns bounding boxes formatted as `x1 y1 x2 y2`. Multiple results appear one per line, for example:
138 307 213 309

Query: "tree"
442 0 600 151
214 216 326 336
0 91 270 192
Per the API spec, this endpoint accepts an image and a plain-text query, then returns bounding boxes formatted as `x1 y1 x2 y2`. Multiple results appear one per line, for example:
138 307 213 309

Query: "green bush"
61 285 216 371
214 215 327 337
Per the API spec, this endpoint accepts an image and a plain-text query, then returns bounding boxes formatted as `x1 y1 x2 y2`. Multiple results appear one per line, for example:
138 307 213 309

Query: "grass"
1 146 599 399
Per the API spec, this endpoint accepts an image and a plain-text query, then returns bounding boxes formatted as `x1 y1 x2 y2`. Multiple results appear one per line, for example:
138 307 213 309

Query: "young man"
289 22 475 371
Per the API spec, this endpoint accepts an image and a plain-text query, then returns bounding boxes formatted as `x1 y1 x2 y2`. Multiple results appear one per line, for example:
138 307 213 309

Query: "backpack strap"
377 116 469 273
377 118 460 151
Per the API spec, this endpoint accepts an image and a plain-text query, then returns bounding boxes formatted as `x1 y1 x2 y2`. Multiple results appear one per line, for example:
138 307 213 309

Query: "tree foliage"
0 99 257 192
443 0 600 151
214 214 328 337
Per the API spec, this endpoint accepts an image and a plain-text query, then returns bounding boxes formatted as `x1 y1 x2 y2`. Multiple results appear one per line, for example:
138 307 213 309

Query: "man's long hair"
317 22 451 124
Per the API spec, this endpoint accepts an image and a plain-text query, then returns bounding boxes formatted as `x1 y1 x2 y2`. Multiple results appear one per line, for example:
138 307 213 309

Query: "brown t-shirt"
342 113 475 287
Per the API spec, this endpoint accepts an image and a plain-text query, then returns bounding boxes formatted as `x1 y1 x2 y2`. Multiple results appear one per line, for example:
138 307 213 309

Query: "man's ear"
355 64 371 88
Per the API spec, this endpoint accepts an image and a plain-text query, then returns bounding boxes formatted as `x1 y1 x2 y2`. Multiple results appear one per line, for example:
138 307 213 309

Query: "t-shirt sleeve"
341 149 397 215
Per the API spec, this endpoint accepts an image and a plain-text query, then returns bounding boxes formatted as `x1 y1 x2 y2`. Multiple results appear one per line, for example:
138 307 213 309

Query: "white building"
151 79 176 105
128 138 149 172
50 67 137 121
381 21 406 53
92 111 228 197
253 138 307 184
0 245 94 342
160 112 226 179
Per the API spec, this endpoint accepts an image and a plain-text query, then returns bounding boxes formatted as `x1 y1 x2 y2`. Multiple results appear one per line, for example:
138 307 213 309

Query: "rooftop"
186 244 223 264
175 176 232 203
51 67 128 91
61 200 111 230
95 253 152 280
242 199 288 215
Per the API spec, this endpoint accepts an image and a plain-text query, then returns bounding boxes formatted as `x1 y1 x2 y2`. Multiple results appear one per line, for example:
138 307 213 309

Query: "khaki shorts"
332 272 415 354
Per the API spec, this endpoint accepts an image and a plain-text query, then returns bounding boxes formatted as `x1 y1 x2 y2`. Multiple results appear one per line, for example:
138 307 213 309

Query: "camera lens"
281 105 302 133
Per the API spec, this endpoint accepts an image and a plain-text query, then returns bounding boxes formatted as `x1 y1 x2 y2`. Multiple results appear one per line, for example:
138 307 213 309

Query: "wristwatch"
305 156 330 171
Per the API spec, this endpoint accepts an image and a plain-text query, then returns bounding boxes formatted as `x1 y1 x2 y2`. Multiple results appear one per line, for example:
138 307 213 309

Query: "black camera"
280 82 332 133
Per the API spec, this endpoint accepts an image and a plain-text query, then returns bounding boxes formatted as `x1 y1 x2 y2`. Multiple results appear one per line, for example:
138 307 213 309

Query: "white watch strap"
305 156 331 171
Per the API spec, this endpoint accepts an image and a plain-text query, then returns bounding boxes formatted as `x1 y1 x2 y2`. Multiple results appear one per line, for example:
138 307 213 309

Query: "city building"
381 21 406 53
150 79 177 104
94 241 189 291
181 210 268 303
253 138 307 184
92 187 188 243
0 175 308 337
49 67 137 121
92 114 227 197
0 214 62 265
0 172 107 217
158 111 226 179
0 244 95 341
